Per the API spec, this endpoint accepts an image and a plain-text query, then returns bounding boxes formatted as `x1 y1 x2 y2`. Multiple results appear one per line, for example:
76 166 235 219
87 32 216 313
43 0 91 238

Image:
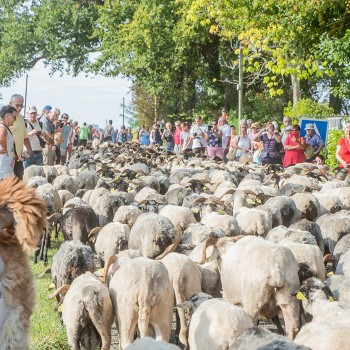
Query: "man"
38 105 52 120
41 107 60 142
24 106 46 167
190 116 208 154
103 120 114 142
281 116 292 144
218 117 231 158
9 94 33 179
56 113 71 165
79 122 90 147
305 123 324 162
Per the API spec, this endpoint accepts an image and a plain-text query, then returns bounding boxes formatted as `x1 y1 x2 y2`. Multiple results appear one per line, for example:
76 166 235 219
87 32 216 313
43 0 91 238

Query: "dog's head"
0 177 47 252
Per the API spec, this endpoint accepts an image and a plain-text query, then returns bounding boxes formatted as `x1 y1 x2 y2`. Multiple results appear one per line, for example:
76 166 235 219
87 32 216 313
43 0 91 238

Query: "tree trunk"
291 74 301 106
329 77 342 114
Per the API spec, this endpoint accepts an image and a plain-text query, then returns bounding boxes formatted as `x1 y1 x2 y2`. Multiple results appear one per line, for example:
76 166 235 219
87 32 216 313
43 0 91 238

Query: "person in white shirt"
24 106 47 167
218 117 231 158
190 117 208 154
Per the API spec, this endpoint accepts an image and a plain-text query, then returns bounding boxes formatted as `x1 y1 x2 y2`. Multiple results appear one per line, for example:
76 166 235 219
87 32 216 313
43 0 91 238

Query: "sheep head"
0 177 47 252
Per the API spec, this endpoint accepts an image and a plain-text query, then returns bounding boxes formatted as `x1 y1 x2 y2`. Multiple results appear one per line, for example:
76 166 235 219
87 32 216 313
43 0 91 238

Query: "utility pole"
122 97 125 126
24 74 29 115
238 46 243 125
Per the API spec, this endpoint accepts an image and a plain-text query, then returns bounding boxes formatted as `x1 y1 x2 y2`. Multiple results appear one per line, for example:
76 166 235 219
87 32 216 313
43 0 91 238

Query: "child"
179 122 191 152
252 141 262 165
43 138 56 166
52 132 64 165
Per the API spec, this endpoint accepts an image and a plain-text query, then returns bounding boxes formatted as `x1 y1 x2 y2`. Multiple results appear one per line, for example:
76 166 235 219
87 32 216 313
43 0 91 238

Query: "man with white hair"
41 107 60 142
24 106 47 167
9 94 33 179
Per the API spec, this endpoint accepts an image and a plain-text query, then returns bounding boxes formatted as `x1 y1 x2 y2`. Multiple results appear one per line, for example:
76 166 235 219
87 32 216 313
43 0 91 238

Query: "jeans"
24 151 43 168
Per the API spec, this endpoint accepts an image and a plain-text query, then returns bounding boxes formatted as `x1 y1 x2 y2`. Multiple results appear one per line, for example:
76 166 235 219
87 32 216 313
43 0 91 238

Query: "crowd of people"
1 94 349 181
135 114 327 167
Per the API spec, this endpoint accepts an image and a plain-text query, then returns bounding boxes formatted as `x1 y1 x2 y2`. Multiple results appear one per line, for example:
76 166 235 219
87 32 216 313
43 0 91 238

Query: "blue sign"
299 118 329 144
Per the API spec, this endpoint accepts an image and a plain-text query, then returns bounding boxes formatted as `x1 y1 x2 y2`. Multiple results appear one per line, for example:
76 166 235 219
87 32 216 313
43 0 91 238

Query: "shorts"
207 146 223 159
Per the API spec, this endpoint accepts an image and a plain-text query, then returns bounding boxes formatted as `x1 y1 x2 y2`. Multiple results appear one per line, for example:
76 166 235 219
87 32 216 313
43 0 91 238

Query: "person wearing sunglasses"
0 105 17 179
283 124 306 167
205 120 223 159
9 94 33 179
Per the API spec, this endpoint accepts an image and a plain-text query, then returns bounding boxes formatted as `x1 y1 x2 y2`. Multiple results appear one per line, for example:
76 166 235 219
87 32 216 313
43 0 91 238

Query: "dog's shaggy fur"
0 177 47 350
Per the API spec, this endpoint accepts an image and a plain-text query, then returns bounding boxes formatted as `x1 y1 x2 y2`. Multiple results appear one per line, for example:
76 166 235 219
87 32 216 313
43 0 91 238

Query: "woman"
162 122 175 151
255 122 282 165
283 124 306 167
205 120 223 159
117 125 128 143
173 121 182 153
0 105 17 179
336 123 350 168
231 125 251 161
139 125 150 146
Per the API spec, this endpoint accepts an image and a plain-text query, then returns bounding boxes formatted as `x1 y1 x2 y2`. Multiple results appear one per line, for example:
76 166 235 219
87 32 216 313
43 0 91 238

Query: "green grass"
29 237 70 350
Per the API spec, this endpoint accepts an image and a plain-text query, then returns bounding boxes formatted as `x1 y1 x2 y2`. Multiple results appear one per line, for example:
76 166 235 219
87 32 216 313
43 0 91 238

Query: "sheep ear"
176 301 193 314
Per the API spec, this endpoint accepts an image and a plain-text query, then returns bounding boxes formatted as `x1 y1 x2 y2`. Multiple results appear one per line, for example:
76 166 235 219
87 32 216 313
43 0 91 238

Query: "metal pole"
122 97 125 126
24 74 28 115
238 46 243 125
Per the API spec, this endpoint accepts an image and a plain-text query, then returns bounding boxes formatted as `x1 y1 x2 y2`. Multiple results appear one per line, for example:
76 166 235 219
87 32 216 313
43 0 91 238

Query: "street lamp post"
238 46 243 126
122 97 125 126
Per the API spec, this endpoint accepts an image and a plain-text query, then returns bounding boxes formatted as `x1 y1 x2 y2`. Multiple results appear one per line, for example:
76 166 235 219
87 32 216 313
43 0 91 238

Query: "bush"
322 129 344 169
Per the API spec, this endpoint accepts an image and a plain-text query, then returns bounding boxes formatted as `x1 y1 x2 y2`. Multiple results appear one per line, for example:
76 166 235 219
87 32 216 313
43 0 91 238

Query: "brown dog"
0 177 47 349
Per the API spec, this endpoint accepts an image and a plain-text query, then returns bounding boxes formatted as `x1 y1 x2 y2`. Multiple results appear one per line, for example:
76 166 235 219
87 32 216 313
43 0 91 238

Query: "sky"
0 62 131 130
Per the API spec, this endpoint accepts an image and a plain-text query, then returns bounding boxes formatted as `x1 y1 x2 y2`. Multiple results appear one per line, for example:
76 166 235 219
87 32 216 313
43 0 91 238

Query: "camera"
36 131 42 136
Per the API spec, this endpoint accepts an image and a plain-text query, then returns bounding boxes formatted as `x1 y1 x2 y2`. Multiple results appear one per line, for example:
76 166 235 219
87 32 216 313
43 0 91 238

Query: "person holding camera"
283 124 306 167
190 117 208 154
24 106 47 167
162 122 175 151
254 122 282 165
205 120 223 159
55 113 72 164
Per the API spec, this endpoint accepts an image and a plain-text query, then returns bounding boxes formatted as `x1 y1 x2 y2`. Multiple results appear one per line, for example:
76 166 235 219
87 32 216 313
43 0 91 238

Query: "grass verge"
29 237 70 350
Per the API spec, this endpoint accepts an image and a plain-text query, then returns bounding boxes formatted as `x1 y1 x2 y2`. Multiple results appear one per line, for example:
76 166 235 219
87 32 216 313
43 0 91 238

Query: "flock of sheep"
22 142 350 349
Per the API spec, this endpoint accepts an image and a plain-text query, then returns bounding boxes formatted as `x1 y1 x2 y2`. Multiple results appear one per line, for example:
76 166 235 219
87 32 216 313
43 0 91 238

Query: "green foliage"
283 98 334 123
29 238 69 350
322 129 344 169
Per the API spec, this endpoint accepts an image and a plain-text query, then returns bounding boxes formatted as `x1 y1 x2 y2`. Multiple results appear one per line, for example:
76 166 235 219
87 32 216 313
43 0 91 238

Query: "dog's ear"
0 177 47 252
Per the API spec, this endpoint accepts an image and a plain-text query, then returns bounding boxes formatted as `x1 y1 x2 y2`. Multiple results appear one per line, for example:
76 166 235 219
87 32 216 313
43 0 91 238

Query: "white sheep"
125 337 181 349
61 272 114 350
109 257 174 349
160 252 202 346
221 236 300 339
178 293 253 350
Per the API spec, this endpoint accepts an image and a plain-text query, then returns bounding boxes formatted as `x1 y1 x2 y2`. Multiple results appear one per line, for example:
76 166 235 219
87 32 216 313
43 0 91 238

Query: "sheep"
160 252 202 346
42 165 58 183
113 205 143 228
59 272 113 350
230 327 310 350
125 337 181 349
93 222 129 267
159 205 197 242
36 183 62 213
312 192 343 215
221 236 300 339
316 212 350 253
75 170 99 190
82 187 109 207
335 249 350 277
289 219 325 255
165 184 191 206
57 189 74 207
23 164 45 181
290 193 320 221
293 277 350 350
109 257 174 349
61 205 99 244
333 233 350 260
128 213 177 258
53 174 79 195
26 175 48 188
178 293 253 350
325 274 350 307
200 212 239 237
51 240 95 305
182 223 225 245
0 178 47 349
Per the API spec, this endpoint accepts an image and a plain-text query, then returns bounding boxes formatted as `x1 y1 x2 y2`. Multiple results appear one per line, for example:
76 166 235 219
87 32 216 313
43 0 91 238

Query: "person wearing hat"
24 106 47 167
305 123 324 162
248 122 260 143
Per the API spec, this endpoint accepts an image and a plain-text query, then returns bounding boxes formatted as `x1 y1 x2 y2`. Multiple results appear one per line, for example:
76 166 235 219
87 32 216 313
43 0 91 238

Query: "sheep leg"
279 303 299 340
39 230 47 262
174 288 188 346
86 305 111 350
43 229 51 266
118 311 138 349
271 315 285 335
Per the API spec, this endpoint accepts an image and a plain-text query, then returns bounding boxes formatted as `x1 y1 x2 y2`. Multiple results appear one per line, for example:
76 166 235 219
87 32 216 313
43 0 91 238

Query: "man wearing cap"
9 94 33 179
24 106 47 167
38 105 52 120
305 123 324 162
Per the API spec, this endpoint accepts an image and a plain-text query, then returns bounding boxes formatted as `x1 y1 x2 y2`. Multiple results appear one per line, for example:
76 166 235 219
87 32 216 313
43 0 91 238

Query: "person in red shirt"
173 121 182 153
283 124 306 167
336 123 350 168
